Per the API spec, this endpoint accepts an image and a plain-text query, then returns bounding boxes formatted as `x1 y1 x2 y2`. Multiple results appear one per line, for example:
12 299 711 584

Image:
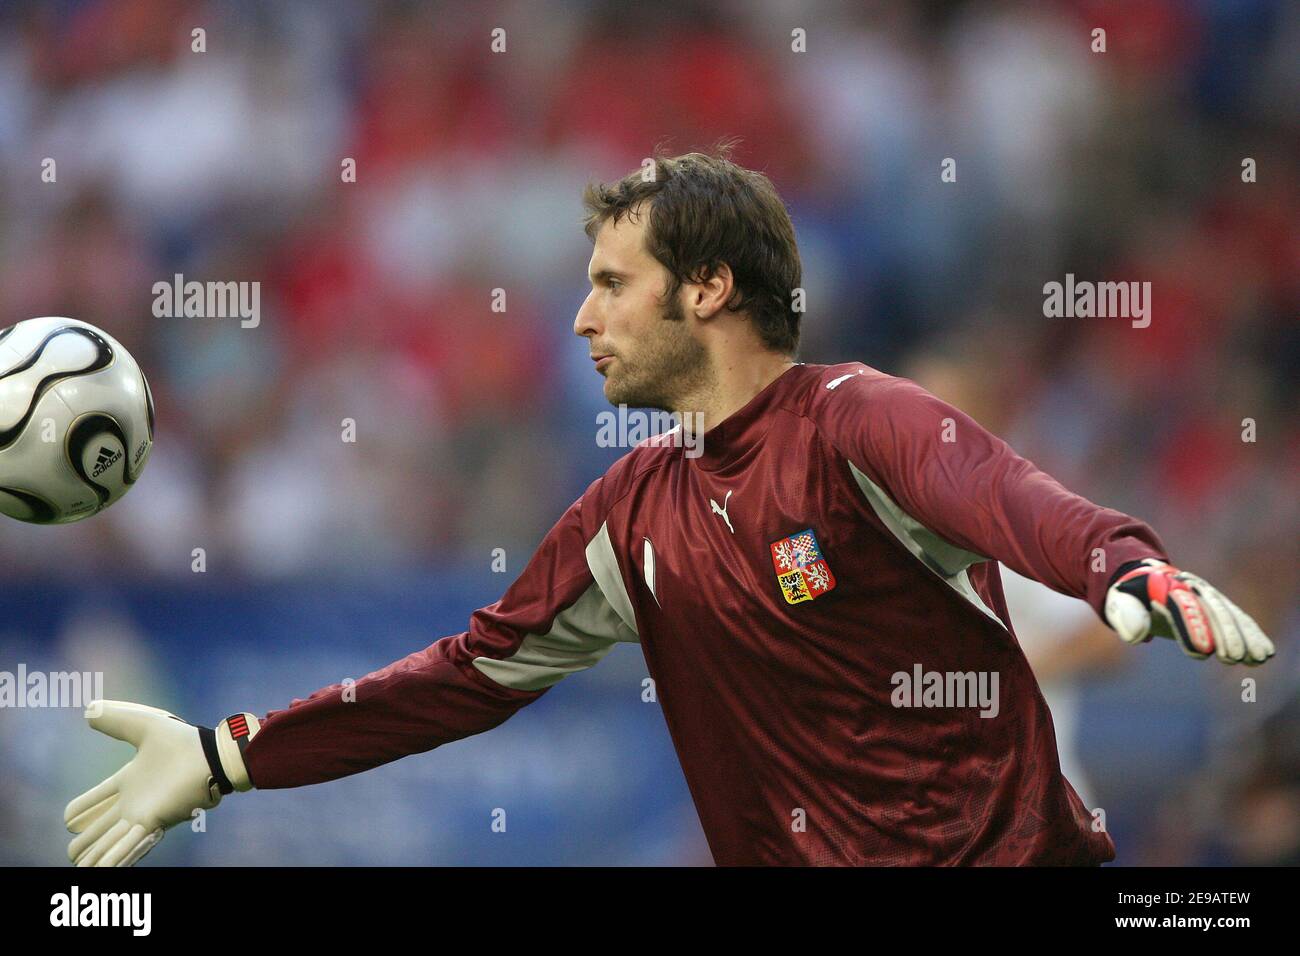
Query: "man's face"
574 207 709 411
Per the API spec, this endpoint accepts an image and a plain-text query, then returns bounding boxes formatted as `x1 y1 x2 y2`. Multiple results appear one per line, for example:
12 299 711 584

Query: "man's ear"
694 263 736 319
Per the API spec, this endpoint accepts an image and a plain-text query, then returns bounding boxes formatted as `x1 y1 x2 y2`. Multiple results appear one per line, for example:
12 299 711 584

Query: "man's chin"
603 379 640 409
603 379 627 406
602 369 670 410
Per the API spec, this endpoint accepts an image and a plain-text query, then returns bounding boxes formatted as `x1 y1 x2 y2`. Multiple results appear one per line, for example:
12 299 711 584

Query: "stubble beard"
604 294 711 413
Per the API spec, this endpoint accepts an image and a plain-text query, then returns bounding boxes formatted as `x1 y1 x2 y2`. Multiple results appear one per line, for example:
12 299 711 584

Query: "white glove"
65 700 259 867
1104 558 1275 665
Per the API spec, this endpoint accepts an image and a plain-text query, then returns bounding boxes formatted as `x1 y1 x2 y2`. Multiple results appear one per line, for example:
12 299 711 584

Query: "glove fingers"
1194 585 1246 663
1220 593 1275 665
65 770 122 829
118 829 164 867
1108 562 1275 668
98 823 150 868
68 803 121 862
1162 584 1214 658
86 699 175 747
67 790 118 836
75 817 130 868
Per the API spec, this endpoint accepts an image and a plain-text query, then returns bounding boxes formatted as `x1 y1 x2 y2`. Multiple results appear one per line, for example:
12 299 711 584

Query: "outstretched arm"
818 367 1273 664
67 482 639 864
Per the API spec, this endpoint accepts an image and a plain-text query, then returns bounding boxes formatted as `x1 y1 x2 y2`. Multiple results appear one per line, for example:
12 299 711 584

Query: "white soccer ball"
0 316 155 524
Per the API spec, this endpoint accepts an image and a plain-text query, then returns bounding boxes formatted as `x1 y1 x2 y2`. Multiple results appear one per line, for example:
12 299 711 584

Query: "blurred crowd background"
0 0 1296 865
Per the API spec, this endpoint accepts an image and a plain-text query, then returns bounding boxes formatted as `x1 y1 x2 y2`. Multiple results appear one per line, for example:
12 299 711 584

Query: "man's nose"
574 291 600 339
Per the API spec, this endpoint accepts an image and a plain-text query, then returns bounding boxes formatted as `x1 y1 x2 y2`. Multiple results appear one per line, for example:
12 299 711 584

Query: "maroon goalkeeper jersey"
244 362 1166 865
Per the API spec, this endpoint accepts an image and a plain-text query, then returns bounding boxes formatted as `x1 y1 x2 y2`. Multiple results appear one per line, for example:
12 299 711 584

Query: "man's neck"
674 353 797 439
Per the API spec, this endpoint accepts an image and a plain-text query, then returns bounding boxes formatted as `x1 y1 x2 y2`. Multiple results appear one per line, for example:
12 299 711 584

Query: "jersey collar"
690 363 804 472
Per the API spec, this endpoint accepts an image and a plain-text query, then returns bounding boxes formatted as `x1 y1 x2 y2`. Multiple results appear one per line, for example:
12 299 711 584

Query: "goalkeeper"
66 149 1274 867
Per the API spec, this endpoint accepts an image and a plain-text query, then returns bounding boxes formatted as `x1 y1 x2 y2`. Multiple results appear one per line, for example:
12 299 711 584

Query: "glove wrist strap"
198 725 233 795
199 713 261 795
1107 556 1167 591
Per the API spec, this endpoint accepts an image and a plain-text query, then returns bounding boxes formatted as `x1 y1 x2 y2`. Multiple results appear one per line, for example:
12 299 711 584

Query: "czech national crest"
770 528 836 605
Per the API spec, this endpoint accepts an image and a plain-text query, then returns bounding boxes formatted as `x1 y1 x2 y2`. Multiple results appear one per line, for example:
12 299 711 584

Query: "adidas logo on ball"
0 317 154 524
91 445 122 478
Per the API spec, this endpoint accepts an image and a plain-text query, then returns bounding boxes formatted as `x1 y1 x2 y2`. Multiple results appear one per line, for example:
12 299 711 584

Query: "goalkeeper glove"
1104 558 1275 665
65 700 259 867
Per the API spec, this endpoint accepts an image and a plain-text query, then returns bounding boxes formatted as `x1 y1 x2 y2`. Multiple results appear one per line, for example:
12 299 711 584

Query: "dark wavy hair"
581 142 802 355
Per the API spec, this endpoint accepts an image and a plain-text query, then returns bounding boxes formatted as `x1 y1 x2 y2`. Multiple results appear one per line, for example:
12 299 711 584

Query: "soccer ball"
0 316 154 524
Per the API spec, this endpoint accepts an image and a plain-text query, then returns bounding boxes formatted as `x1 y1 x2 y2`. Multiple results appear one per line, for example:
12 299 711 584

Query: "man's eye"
607 280 622 293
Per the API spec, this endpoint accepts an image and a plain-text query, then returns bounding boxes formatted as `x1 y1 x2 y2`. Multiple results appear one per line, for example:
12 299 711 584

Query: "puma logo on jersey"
710 490 735 534
826 369 865 390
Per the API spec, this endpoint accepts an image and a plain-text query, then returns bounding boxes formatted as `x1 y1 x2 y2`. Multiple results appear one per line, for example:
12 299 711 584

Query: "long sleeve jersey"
242 362 1167 865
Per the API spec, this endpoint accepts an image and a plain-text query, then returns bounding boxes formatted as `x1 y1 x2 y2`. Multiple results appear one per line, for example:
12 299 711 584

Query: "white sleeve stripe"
585 521 639 637
847 460 1004 628
472 578 638 691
